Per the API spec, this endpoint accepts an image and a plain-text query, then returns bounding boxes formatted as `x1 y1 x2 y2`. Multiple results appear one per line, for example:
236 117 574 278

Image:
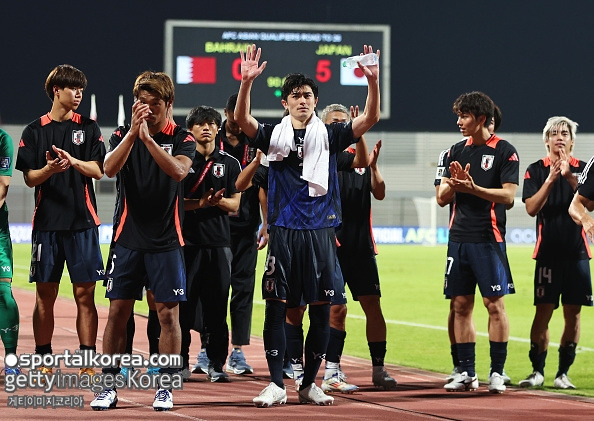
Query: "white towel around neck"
267 114 329 196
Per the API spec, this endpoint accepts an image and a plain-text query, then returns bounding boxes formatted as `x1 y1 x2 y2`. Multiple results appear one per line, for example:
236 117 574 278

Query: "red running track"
1 287 593 420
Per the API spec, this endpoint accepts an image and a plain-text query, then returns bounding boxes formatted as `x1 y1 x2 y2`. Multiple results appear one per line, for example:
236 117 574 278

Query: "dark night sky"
2 0 593 132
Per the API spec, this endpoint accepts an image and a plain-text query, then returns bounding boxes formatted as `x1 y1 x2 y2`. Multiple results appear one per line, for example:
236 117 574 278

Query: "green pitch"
11 243 594 397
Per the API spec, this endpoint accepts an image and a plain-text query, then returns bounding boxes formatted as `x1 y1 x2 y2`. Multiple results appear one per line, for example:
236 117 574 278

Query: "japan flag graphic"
177 56 217 84
340 59 367 86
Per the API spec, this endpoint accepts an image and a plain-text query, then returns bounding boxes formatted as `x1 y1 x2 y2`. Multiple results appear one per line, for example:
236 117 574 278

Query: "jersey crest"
354 167 366 175
481 154 494 171
0 157 10 169
212 163 225 178
72 130 85 145
160 144 173 155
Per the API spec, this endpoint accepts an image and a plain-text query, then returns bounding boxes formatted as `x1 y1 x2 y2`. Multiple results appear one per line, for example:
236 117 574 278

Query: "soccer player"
0 128 19 375
437 91 519 394
437 106 511 386
521 116 592 389
16 64 105 376
90 71 195 411
180 105 241 382
235 43 380 407
318 104 396 393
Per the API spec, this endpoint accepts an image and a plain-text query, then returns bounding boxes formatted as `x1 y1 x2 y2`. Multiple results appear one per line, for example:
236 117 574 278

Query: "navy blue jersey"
16 112 106 231
183 145 241 247
110 121 196 252
443 135 519 243
220 125 261 231
523 156 590 260
250 121 356 230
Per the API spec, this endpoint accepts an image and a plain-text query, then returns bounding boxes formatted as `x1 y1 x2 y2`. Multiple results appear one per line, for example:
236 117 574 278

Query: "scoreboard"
164 20 390 119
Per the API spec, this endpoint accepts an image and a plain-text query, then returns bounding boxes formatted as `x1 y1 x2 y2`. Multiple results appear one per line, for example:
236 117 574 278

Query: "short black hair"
186 105 222 129
452 91 494 127
281 73 318 101
45 64 87 100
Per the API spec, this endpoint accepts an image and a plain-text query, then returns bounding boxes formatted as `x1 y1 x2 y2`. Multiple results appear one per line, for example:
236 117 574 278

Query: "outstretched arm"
352 45 381 138
349 106 370 168
235 44 267 139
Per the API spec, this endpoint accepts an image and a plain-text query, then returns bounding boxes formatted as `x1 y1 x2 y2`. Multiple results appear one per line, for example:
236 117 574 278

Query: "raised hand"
370 139 382 168
240 44 267 82
558 148 572 179
358 44 380 81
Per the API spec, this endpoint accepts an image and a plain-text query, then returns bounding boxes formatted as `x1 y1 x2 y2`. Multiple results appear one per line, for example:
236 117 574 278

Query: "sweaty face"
282 86 318 123
324 111 349 124
137 90 168 128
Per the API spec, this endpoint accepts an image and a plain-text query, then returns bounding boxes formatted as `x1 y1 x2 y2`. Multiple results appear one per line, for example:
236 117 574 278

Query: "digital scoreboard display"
164 20 390 119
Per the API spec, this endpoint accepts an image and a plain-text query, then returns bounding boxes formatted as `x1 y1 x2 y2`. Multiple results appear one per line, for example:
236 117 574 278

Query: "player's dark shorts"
262 226 336 307
533 259 593 308
337 250 381 301
444 241 515 297
29 228 105 284
331 257 347 305
105 243 186 303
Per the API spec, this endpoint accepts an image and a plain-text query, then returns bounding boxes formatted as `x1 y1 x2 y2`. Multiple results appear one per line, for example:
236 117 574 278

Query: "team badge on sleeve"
435 166 445 179
0 157 10 169
72 130 85 145
212 163 225 178
481 154 494 171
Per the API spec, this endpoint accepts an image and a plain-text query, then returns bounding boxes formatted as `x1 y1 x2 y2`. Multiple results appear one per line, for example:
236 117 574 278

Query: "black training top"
16 112 106 231
110 121 196 251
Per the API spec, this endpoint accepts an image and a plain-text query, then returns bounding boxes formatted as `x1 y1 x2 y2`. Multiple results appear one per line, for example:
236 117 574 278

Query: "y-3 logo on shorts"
491 285 502 292
0 324 18 334
173 288 185 296
324 289 335 297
